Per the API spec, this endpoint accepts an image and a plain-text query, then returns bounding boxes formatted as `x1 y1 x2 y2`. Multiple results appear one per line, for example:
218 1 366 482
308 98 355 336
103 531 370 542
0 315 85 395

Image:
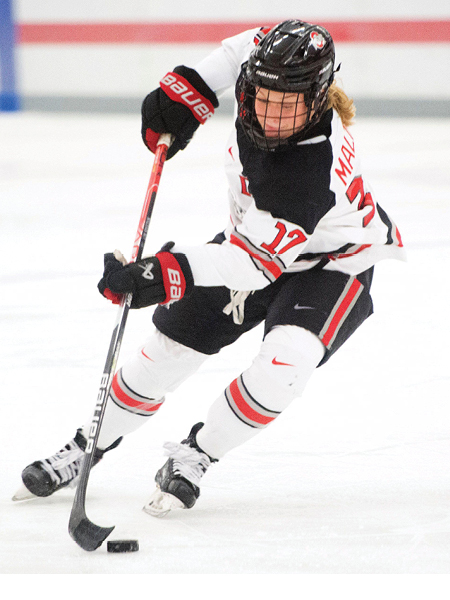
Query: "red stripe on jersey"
111 374 162 413
321 279 362 347
230 234 282 279
229 379 275 426
329 244 372 260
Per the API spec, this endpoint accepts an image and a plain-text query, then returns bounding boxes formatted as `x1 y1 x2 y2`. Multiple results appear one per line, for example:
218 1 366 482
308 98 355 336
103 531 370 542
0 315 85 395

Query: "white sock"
197 326 325 459
81 329 208 449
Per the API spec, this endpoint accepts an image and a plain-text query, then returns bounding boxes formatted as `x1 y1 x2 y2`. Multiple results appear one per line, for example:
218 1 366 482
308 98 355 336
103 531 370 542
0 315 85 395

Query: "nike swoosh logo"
294 305 315 310
141 349 154 361
272 357 294 367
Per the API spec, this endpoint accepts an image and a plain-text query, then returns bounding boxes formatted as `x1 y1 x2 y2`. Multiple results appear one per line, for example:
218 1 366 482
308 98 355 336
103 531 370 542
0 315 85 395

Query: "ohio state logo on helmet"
311 31 325 49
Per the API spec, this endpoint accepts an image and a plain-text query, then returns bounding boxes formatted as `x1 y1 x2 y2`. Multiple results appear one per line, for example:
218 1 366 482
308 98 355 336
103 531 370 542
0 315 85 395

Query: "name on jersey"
335 127 355 186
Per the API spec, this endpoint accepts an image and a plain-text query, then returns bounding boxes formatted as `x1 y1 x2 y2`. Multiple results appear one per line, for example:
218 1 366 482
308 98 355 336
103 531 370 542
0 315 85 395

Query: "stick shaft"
84 135 170 460
69 136 171 551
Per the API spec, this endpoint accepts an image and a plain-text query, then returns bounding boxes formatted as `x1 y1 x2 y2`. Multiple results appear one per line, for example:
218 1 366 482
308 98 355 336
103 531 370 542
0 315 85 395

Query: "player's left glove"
98 243 194 309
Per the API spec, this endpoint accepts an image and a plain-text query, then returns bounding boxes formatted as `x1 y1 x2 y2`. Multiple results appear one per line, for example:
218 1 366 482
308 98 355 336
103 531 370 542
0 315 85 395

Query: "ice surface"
1 111 450 583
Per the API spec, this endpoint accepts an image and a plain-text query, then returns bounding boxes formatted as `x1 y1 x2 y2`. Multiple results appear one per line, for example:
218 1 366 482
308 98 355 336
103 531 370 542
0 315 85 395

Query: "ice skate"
143 422 216 517
13 429 121 501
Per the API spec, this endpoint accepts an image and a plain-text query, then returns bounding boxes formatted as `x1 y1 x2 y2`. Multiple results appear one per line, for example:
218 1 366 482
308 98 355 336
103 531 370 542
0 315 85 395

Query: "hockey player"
14 21 405 516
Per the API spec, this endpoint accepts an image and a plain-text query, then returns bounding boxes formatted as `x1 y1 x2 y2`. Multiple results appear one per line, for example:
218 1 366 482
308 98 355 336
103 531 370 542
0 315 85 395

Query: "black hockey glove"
141 65 219 159
98 243 194 309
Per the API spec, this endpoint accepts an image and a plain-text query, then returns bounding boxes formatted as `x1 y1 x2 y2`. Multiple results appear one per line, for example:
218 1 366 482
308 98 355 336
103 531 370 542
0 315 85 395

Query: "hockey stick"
68 134 172 551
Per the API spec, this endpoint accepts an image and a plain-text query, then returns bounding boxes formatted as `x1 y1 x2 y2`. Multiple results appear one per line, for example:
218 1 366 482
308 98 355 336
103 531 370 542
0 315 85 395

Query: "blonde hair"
327 81 356 127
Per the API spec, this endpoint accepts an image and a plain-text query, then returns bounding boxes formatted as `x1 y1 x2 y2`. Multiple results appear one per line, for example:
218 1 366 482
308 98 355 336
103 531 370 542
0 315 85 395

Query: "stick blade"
69 510 115 551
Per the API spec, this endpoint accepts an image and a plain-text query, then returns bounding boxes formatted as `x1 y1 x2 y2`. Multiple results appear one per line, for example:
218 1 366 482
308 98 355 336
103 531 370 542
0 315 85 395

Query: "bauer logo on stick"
86 372 109 454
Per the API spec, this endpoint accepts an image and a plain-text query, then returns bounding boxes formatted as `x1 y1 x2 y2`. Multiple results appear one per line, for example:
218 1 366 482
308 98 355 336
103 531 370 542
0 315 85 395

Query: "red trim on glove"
144 128 160 154
103 288 123 305
156 252 187 304
160 72 215 123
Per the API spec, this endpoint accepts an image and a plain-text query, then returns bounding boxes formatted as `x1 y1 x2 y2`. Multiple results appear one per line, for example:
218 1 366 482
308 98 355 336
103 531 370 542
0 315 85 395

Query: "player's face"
254 88 309 139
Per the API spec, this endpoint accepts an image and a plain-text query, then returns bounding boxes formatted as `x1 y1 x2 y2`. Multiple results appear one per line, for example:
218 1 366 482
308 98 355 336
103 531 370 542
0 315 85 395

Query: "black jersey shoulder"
236 109 336 235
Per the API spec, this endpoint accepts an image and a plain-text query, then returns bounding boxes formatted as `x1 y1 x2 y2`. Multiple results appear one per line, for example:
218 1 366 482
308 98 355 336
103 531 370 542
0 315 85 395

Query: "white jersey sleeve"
194 28 261 96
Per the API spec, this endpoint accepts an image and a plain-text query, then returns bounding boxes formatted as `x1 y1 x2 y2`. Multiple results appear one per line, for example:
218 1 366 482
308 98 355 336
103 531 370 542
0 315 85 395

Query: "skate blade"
143 486 185 518
12 483 38 502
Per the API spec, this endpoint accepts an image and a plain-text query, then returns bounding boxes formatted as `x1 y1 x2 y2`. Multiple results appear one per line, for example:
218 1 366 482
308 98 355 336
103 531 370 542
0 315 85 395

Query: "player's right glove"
141 65 219 159
98 244 194 309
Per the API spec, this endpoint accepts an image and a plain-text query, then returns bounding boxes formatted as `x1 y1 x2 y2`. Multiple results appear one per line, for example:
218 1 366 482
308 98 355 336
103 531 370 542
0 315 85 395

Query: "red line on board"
18 21 450 44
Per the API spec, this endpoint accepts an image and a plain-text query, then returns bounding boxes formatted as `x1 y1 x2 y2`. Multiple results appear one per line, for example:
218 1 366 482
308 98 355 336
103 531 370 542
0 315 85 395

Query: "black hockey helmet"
237 20 336 150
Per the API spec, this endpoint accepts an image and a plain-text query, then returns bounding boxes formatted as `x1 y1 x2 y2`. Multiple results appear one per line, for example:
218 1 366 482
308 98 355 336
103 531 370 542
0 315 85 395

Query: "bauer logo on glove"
98 243 194 309
141 65 219 159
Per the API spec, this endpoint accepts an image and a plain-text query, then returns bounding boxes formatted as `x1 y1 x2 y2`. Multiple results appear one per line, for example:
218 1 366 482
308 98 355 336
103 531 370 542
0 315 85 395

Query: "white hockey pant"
86 326 324 456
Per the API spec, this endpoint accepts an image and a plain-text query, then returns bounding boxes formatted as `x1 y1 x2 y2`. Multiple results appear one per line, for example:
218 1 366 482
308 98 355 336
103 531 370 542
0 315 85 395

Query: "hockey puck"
107 540 139 553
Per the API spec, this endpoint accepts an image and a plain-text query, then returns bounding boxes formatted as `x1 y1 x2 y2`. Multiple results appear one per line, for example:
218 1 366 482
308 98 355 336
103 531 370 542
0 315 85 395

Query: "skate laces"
223 290 254 325
41 441 84 485
163 441 211 487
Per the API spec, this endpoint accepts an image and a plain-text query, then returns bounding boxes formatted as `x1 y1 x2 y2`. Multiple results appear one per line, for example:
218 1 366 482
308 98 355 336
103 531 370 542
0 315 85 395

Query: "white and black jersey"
172 27 406 292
